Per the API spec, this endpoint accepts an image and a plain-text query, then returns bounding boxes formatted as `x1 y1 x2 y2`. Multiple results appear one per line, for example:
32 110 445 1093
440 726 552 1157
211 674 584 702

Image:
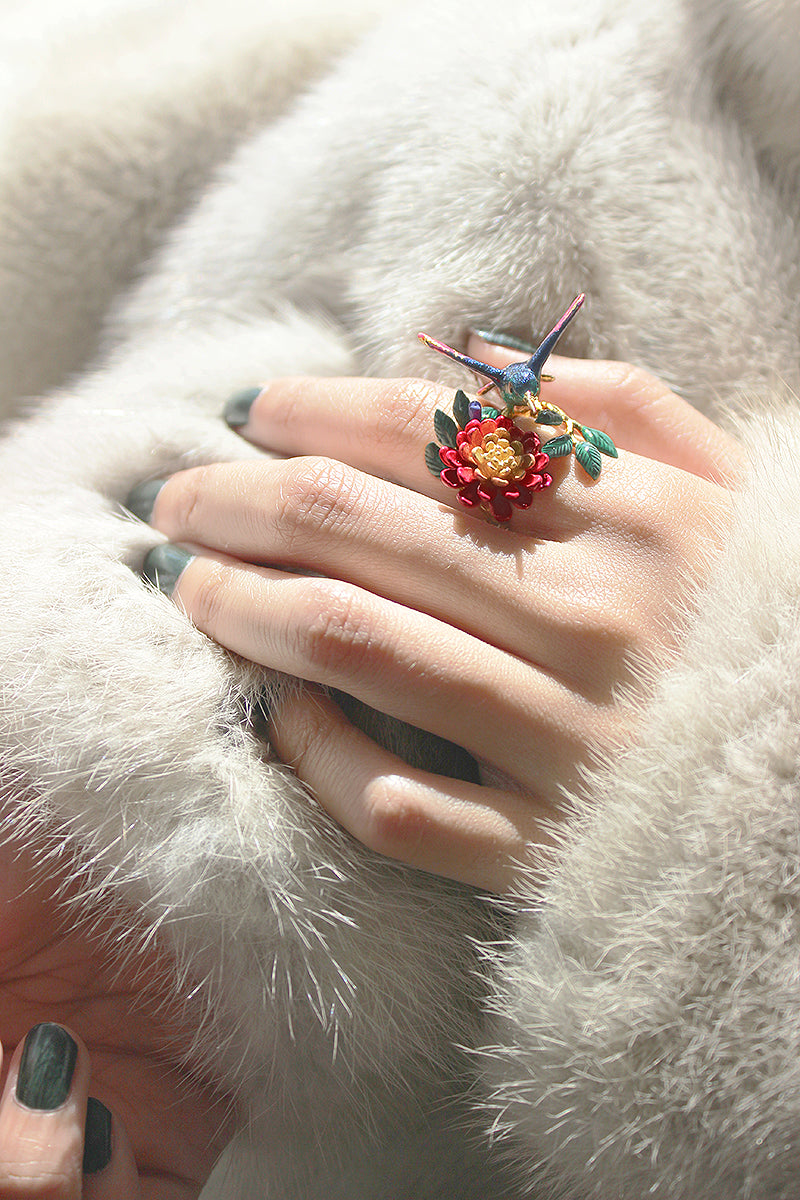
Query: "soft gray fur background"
1 0 799 1196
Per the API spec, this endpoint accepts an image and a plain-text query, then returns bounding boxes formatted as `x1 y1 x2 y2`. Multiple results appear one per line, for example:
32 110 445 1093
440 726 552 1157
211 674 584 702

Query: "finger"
270 685 557 893
0 1024 88 1199
219 370 734 542
151 460 572 664
82 1102 141 1200
467 336 743 483
224 374 466 494
169 551 616 794
148 455 712 679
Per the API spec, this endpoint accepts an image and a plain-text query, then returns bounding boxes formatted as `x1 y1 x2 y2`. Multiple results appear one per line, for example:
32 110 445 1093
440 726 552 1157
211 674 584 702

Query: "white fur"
1 1 799 1196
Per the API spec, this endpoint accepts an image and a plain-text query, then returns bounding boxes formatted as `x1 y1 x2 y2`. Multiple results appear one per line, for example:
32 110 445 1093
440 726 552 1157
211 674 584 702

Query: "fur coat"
1 0 799 1196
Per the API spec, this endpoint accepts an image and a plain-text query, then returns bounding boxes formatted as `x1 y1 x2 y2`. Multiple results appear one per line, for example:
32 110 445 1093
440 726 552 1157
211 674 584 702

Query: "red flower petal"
504 482 532 507
525 470 552 492
457 480 482 508
516 487 535 508
489 491 513 521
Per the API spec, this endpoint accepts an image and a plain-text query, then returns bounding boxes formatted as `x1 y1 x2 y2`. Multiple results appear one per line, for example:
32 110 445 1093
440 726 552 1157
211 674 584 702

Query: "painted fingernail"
83 1097 113 1174
223 385 262 429
125 478 167 523
142 543 195 595
15 1023 78 1111
472 328 535 355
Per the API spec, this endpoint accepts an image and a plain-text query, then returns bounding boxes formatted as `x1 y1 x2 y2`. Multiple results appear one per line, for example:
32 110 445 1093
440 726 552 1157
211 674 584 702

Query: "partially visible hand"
0 1022 139 1198
135 348 741 893
0 809 233 1197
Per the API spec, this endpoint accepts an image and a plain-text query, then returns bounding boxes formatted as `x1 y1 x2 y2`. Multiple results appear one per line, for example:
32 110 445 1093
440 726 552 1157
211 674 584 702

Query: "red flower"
438 416 551 522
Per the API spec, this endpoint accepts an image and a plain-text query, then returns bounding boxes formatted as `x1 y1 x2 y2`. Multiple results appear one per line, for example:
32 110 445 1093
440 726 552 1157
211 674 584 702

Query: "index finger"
227 374 450 494
468 337 743 485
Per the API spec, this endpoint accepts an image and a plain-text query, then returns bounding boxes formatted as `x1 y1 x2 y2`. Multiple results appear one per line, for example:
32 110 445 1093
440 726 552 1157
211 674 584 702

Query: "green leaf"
541 433 573 458
433 409 458 448
481 406 500 419
535 408 565 425
425 442 444 476
453 389 471 428
581 426 618 457
575 440 602 480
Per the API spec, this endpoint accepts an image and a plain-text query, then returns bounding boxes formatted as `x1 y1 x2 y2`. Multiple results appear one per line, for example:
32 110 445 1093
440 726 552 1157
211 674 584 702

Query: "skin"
145 344 742 893
0 810 234 1198
0 346 742 1185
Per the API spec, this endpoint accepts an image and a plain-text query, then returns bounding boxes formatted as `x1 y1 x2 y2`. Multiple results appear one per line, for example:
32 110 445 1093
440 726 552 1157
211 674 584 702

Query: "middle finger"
147 458 650 684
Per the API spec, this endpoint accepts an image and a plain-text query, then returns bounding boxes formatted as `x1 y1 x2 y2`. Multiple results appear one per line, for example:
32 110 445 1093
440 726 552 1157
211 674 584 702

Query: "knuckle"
275 457 364 545
362 778 428 861
166 466 215 536
602 361 667 419
556 584 641 664
570 595 673 691
583 602 640 653
0 1169 71 1198
604 360 653 399
295 581 375 676
277 687 329 770
184 558 231 634
372 378 445 453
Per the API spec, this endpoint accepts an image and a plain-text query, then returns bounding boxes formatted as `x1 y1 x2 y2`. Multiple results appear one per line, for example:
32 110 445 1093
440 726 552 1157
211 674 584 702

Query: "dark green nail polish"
83 1097 113 1174
472 328 536 355
224 385 262 428
16 1024 78 1111
142 543 195 595
124 478 167 523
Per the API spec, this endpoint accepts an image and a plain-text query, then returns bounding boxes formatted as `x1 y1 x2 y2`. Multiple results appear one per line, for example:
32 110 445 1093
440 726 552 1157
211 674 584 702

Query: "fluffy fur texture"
1 0 799 1195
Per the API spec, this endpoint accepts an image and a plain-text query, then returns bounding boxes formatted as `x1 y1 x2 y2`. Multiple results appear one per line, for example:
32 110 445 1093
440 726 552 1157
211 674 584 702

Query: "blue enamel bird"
419 293 585 407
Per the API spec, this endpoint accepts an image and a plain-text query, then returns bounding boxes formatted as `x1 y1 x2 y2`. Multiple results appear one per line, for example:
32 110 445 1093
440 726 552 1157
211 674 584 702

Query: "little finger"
270 685 557 893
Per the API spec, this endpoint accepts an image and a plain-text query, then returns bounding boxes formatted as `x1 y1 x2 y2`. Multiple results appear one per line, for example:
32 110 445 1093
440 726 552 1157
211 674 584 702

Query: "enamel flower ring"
432 407 552 522
419 295 618 523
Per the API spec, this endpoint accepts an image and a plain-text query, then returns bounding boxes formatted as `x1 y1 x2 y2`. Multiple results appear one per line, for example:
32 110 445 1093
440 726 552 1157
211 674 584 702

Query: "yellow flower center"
470 429 529 484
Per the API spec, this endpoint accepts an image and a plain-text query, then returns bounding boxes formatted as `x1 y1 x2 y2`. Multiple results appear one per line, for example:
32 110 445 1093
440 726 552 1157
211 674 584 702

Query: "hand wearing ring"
127 330 740 893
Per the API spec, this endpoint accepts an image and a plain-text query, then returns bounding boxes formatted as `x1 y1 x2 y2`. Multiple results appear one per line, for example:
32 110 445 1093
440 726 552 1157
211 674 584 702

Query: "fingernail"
472 328 535 355
125 478 167 523
15 1024 78 1111
223 385 262 429
142 543 195 595
83 1097 113 1174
